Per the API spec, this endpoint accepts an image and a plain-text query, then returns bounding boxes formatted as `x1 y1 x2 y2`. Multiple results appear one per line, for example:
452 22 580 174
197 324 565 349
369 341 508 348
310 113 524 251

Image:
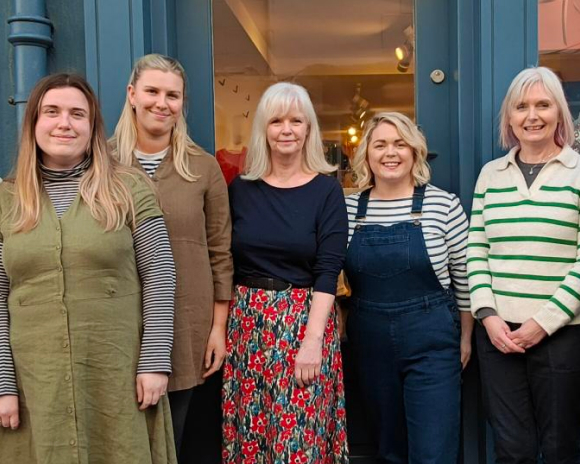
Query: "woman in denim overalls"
344 112 474 463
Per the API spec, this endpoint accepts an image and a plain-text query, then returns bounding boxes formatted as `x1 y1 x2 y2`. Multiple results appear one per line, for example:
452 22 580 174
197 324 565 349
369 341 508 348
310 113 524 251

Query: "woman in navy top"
222 82 349 463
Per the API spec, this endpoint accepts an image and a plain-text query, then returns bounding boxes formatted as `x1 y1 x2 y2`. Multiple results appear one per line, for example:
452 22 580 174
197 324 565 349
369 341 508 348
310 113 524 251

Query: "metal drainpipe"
7 0 53 130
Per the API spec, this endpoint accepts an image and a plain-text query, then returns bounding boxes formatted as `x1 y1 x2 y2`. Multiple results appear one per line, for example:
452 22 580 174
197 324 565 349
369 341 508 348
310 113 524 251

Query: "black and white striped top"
135 147 168 177
346 184 470 310
0 174 176 396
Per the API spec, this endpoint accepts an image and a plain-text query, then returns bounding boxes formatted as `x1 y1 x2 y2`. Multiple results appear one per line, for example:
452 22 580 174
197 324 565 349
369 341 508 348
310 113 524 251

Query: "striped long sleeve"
0 242 17 396
467 145 580 335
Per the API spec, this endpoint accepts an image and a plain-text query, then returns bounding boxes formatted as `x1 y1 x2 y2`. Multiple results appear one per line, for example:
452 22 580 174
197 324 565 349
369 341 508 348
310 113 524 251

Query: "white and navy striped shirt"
346 184 470 310
0 176 175 396
135 147 168 177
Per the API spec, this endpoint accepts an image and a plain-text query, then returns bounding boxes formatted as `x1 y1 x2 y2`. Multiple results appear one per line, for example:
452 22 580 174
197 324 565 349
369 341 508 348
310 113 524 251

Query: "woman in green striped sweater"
467 67 580 463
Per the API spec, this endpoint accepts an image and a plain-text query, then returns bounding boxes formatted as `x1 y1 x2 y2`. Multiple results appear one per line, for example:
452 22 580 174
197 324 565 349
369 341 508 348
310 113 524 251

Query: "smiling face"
367 122 414 188
34 87 92 169
266 109 309 159
509 83 560 149
128 69 184 140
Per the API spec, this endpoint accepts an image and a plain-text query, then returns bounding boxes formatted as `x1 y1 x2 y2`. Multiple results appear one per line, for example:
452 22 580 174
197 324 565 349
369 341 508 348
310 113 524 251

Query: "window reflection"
212 0 415 185
539 0 580 152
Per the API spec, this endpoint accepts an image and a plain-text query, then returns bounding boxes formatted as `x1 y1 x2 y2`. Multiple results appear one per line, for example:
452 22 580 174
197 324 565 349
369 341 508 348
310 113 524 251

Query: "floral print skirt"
222 285 349 464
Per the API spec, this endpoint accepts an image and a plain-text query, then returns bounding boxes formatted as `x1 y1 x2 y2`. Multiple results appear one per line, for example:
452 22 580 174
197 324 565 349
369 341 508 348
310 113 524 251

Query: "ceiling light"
350 135 359 143
347 127 356 136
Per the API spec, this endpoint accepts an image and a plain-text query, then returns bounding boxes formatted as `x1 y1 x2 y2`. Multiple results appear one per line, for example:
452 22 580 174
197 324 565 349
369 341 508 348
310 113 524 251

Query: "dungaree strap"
355 188 372 220
411 184 427 215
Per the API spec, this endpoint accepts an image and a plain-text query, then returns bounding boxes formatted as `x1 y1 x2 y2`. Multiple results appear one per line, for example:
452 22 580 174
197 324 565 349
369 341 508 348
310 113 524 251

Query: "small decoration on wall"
233 85 239 93
218 78 226 86
245 94 250 101
243 111 249 118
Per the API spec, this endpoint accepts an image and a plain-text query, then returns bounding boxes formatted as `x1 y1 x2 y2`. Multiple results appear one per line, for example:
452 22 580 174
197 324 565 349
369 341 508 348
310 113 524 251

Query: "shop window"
212 0 415 186
539 0 580 152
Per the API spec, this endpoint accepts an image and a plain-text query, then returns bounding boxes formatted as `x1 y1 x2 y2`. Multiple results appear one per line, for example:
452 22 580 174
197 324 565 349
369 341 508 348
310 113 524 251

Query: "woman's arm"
295 180 348 387
467 171 523 354
445 195 474 368
133 216 176 409
202 160 234 378
0 241 20 429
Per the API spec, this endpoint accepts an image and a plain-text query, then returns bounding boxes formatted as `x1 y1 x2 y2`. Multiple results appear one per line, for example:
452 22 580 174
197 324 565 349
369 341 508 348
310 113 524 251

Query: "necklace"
522 151 557 175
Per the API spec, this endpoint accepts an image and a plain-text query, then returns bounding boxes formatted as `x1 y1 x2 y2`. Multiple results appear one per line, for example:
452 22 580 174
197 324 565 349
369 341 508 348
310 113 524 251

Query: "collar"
496 145 578 171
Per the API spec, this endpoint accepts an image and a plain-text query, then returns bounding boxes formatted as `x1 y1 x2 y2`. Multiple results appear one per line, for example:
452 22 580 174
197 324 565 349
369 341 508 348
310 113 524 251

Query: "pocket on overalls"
358 234 410 278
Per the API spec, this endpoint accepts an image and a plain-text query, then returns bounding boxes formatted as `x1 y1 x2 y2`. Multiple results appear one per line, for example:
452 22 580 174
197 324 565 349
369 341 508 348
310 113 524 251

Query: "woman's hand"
202 324 227 379
0 395 19 429
294 336 323 388
460 311 474 370
482 315 526 354
136 373 169 410
460 335 472 370
507 319 547 350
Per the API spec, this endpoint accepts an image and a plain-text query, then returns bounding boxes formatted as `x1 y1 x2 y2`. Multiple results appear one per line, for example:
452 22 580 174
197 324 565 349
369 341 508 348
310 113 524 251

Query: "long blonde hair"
243 82 336 180
352 112 431 189
111 53 203 181
12 73 137 233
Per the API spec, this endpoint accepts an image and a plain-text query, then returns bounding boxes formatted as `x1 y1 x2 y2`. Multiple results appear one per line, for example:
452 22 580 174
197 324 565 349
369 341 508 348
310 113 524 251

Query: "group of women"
0 52 578 464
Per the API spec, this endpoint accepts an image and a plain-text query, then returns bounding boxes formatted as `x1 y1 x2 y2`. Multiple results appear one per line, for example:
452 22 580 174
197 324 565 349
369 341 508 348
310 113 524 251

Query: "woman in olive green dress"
0 74 177 464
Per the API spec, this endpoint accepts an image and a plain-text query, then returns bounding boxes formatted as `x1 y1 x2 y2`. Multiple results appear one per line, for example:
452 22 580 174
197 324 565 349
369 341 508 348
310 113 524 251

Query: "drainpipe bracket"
7 14 53 48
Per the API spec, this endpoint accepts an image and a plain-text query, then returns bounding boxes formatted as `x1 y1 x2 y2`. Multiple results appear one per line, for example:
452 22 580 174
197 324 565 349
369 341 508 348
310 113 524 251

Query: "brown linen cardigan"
133 148 234 392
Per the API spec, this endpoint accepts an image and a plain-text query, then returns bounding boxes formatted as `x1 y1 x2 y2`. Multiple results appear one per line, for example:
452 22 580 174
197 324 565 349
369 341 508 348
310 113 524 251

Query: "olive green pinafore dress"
0 176 177 464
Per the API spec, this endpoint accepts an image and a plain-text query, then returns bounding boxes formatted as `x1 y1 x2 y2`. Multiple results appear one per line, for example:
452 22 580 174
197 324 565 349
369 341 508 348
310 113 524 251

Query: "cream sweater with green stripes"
468 145 580 335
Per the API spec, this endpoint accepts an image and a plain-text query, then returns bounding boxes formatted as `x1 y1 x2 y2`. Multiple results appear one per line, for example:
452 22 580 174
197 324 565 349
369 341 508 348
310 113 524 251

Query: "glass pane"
212 0 415 186
538 0 580 152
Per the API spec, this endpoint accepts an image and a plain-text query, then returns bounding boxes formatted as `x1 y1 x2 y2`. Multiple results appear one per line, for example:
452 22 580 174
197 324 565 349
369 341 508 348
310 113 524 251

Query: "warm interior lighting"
347 127 357 136
395 46 405 61
350 135 359 143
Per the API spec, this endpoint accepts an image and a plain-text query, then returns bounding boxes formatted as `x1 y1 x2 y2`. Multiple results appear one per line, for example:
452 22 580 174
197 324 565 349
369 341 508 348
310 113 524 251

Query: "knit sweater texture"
467 145 580 335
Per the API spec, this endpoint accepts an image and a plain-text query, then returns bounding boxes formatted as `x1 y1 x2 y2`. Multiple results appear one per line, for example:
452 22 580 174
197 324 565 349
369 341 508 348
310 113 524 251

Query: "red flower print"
290 450 308 464
292 289 307 303
263 331 275 347
263 306 278 322
242 440 260 458
336 407 346 419
280 413 297 429
304 429 315 446
279 377 289 390
274 442 284 454
305 405 316 417
279 339 289 351
285 348 298 365
297 325 306 341
241 316 256 332
223 400 235 416
249 292 268 310
278 299 289 311
274 403 283 415
241 378 256 396
223 364 233 380
292 302 305 315
285 314 296 325
251 412 267 434
249 352 266 372
223 424 236 441
291 388 311 408
263 368 274 383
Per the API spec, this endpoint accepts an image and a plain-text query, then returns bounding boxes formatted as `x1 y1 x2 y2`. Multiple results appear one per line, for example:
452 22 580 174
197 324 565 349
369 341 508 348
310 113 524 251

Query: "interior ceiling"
213 0 414 76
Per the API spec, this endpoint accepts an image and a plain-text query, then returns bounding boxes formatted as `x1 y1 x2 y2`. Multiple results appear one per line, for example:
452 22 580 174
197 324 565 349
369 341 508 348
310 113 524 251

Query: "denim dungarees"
344 185 461 464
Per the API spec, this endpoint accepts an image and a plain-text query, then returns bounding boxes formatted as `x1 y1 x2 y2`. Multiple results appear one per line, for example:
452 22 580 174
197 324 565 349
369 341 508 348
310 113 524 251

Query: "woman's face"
266 109 309 159
35 87 91 170
367 122 414 187
509 83 560 148
128 69 184 139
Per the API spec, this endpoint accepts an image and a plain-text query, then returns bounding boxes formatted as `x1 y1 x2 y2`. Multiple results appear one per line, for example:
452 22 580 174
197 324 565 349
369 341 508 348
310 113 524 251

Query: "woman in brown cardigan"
111 54 233 461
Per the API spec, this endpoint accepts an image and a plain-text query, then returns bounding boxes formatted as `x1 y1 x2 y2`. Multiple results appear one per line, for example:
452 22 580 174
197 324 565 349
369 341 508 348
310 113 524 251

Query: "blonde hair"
111 53 203 181
12 73 137 233
243 82 336 180
499 66 575 149
352 112 431 189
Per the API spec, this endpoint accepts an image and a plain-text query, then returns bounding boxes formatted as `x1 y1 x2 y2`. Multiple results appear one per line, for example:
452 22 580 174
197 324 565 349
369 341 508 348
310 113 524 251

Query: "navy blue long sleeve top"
229 174 348 295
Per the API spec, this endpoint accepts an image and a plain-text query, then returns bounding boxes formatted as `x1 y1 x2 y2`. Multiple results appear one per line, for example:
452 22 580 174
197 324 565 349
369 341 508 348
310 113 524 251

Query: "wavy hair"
111 53 202 181
499 66 575 149
11 73 137 233
243 82 336 180
352 112 430 189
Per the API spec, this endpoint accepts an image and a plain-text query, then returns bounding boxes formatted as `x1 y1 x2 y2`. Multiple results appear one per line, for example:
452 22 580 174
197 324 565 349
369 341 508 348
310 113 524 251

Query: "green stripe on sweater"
488 254 576 263
550 297 575 319
467 270 491 278
491 271 564 282
540 186 580 196
467 243 490 248
471 210 483 216
561 284 580 301
492 289 551 300
470 284 492 293
484 217 578 229
467 257 488 263
484 200 578 211
469 227 485 232
488 236 577 246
